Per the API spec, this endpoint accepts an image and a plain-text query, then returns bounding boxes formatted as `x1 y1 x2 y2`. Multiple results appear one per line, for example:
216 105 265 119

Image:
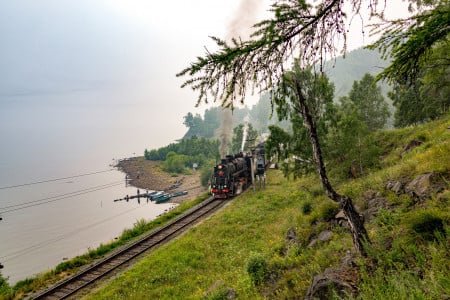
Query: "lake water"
0 89 185 284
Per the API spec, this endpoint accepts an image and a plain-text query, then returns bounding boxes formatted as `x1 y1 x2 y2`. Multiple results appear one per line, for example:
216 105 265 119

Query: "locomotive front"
210 159 233 199
210 154 252 199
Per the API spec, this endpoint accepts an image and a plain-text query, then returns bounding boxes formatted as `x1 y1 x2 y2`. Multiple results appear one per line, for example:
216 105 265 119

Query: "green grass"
2 115 449 299
87 114 449 299
0 193 210 300
86 169 353 299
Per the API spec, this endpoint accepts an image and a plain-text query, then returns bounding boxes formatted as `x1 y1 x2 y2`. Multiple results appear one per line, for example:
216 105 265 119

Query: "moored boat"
171 191 188 197
149 191 164 200
154 193 172 204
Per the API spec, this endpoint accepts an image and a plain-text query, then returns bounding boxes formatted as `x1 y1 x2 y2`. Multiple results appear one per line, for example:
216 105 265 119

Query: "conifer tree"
347 73 390 130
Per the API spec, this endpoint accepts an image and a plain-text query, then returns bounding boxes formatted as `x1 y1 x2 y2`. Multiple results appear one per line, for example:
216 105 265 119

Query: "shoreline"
116 156 207 204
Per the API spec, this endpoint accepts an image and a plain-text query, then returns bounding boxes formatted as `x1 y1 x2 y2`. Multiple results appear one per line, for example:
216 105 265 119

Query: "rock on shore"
116 156 207 203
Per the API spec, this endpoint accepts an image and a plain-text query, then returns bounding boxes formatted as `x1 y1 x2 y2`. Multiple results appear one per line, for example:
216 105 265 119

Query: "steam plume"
241 114 250 152
219 0 263 157
220 109 233 157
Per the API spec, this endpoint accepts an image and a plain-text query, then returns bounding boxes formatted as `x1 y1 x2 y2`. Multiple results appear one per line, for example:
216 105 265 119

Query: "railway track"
32 197 225 299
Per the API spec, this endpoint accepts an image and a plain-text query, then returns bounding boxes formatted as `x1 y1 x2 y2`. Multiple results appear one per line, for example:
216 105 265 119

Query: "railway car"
254 142 267 189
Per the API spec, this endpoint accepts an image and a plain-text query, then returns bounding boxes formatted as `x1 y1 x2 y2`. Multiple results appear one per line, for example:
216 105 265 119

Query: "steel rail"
32 197 224 299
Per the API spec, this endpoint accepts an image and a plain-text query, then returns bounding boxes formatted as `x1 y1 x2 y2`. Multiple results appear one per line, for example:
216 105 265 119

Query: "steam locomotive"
210 143 266 199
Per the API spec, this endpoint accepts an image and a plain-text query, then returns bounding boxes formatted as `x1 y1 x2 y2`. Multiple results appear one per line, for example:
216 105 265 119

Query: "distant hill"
181 48 393 140
323 47 391 100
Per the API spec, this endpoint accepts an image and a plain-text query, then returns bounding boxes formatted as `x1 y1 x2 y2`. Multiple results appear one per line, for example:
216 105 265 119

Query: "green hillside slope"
87 115 448 299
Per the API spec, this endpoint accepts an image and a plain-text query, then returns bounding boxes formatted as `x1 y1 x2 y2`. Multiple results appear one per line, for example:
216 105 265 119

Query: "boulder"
305 267 358 299
203 280 236 300
308 238 318 248
402 139 423 155
286 227 299 245
308 230 333 248
318 230 333 242
386 181 404 194
405 172 447 200
333 210 349 228
363 192 389 221
306 251 359 299
282 227 300 255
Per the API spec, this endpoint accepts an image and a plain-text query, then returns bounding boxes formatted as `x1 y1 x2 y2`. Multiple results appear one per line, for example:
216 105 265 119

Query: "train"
210 143 266 199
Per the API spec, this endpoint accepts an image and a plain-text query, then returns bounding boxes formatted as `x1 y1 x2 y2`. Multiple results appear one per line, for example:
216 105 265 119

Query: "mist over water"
0 89 181 284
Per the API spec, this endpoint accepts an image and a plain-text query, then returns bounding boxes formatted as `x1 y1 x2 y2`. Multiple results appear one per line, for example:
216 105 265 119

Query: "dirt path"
116 157 207 204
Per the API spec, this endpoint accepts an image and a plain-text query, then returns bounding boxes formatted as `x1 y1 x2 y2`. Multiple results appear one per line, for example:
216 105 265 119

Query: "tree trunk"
292 78 370 256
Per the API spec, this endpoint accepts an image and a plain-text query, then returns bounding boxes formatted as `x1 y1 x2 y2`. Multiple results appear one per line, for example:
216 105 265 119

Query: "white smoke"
220 108 233 157
220 0 263 157
241 114 250 152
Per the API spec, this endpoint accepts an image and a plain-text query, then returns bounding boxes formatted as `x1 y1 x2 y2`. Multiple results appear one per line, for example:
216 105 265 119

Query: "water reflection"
0 168 175 284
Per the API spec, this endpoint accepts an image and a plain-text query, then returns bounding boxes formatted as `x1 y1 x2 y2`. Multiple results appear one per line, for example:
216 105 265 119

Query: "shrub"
200 160 216 187
247 253 268 286
0 272 10 295
54 257 88 274
202 281 233 300
164 152 188 173
301 202 313 215
317 201 339 222
409 211 445 241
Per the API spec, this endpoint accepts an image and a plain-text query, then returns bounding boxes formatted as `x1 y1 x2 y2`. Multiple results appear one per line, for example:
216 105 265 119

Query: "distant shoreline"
116 156 206 204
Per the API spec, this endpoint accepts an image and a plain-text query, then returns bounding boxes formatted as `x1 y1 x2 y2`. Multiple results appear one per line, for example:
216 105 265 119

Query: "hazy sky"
0 1 250 98
0 1 260 150
0 0 411 146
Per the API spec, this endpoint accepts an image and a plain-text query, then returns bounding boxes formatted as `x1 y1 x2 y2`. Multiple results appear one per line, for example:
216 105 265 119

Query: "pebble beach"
116 156 207 204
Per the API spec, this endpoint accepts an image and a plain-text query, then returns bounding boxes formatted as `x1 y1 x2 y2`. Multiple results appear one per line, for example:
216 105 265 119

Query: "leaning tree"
177 0 446 255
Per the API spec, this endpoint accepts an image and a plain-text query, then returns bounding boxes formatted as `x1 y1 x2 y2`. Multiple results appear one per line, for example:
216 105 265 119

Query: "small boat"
149 191 164 200
171 191 188 197
154 193 172 204
146 191 158 199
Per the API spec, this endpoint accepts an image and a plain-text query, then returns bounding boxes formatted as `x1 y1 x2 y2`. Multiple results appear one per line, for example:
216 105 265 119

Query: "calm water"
0 89 183 284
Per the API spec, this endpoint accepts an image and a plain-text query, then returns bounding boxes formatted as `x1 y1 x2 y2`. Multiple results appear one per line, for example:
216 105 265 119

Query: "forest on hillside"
145 38 449 185
180 48 392 141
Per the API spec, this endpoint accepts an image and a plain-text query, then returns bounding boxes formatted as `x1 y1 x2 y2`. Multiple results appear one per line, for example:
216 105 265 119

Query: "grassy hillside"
86 115 449 299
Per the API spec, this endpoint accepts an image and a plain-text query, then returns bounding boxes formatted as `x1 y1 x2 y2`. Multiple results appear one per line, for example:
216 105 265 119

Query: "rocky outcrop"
305 252 359 299
363 191 389 221
308 230 333 248
203 280 236 300
386 172 449 202
402 139 423 155
282 227 301 255
405 172 448 200
386 180 405 194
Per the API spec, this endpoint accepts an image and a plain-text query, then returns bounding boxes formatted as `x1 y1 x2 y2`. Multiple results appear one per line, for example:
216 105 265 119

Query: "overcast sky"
0 1 250 99
0 0 411 143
